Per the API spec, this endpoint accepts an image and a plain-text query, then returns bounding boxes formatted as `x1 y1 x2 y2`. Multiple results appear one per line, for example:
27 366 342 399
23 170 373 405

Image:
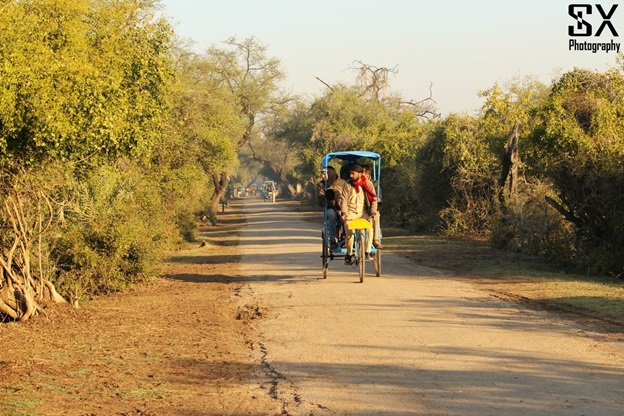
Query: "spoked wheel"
357 231 365 283
321 230 329 279
373 249 381 276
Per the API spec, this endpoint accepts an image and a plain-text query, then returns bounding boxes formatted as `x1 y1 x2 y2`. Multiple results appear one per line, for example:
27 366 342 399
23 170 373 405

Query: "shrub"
51 163 177 300
491 179 575 263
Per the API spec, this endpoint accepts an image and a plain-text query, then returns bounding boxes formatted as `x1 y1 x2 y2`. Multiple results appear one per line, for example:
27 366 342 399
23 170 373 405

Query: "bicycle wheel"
373 248 381 276
358 231 365 283
321 230 329 279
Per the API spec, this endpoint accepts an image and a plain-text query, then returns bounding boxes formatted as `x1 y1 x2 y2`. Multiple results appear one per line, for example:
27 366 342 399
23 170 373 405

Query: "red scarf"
351 176 376 203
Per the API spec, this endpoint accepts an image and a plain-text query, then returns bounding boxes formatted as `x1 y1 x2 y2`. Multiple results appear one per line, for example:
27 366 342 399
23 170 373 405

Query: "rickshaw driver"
340 163 378 265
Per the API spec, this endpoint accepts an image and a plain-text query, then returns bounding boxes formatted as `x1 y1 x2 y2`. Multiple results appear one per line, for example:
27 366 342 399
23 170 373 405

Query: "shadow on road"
163 352 622 416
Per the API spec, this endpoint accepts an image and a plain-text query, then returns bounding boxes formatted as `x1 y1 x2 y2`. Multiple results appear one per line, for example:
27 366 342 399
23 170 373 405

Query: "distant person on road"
340 163 378 264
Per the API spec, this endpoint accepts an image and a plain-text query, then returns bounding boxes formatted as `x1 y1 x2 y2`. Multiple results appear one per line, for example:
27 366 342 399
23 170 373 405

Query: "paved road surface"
235 199 624 416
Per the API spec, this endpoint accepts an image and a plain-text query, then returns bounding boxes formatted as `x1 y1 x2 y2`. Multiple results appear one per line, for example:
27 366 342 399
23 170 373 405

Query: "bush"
490 179 576 263
51 163 178 300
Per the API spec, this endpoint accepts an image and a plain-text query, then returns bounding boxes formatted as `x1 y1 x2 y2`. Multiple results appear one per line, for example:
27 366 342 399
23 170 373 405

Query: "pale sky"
159 0 621 116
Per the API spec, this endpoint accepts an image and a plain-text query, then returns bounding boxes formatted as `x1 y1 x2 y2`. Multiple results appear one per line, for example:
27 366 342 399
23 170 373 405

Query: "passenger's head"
325 189 337 201
348 163 363 181
361 164 372 180
325 166 338 182
339 164 350 180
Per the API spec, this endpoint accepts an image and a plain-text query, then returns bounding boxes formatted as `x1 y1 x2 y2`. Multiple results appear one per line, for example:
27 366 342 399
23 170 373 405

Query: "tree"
527 68 624 275
156 46 246 223
204 37 285 212
0 0 177 320
271 69 433 205
0 181 66 321
248 99 311 197
351 61 439 118
432 77 550 237
0 0 174 169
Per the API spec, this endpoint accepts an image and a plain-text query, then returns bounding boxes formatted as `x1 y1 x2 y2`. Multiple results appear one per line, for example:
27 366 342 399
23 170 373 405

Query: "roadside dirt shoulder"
0 208 279 416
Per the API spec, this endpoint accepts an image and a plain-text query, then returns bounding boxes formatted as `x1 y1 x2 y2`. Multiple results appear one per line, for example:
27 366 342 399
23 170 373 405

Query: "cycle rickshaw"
263 180 276 202
320 151 382 282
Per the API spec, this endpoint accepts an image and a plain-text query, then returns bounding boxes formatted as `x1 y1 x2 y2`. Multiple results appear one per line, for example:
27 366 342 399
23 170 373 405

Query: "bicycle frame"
348 218 373 282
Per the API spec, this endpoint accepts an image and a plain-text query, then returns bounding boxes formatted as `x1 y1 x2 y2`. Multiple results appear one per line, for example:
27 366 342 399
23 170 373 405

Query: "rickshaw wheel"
374 249 381 276
321 230 329 279
358 232 365 283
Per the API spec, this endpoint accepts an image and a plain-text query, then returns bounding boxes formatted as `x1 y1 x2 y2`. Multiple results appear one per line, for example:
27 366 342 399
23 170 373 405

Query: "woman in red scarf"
340 163 378 264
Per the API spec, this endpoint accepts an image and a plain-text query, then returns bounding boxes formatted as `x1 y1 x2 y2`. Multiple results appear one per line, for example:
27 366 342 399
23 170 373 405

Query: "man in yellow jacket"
340 163 378 264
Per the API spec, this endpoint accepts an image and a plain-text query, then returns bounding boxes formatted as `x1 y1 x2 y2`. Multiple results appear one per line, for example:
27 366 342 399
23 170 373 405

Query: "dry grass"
382 229 624 327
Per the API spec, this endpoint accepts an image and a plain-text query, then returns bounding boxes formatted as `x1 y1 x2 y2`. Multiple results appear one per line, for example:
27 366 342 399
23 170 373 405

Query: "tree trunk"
544 196 584 228
210 172 230 223
0 191 68 322
278 172 296 198
498 124 519 202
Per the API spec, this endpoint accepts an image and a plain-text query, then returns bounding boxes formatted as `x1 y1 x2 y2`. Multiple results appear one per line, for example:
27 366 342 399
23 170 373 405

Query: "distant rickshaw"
263 180 276 202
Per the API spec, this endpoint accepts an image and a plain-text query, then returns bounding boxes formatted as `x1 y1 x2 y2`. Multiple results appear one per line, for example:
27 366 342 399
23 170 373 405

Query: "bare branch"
350 60 398 101
399 83 440 119
545 196 584 228
315 76 334 91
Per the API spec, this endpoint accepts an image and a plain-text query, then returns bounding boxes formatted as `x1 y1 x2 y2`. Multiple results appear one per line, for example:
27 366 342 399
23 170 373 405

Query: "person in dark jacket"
317 166 346 248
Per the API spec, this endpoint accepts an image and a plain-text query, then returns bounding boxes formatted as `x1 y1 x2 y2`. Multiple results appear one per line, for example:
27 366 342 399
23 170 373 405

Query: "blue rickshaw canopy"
321 151 381 168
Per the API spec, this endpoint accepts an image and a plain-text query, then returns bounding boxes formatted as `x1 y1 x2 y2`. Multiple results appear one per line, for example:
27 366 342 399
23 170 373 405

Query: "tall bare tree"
350 61 439 118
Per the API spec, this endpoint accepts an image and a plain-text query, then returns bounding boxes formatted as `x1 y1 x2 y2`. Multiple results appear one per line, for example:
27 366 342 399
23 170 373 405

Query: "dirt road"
235 198 624 416
1 198 623 416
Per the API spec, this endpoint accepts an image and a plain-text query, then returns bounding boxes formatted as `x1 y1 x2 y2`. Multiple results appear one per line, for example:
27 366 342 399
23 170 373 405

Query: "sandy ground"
0 198 622 416
234 198 624 416
0 205 281 416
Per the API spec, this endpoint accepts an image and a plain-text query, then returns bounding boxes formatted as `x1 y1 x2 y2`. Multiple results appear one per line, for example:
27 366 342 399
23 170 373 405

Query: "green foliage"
4 0 624 309
281 87 427 185
201 36 286 209
425 79 549 237
432 68 624 276
526 68 624 275
266 57 624 278
374 121 438 231
245 98 312 195
0 0 207 304
52 162 177 300
478 76 549 138
207 36 285 129
490 179 575 261
151 47 246 229
309 87 390 152
0 0 173 168
431 115 499 236
166 51 244 174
